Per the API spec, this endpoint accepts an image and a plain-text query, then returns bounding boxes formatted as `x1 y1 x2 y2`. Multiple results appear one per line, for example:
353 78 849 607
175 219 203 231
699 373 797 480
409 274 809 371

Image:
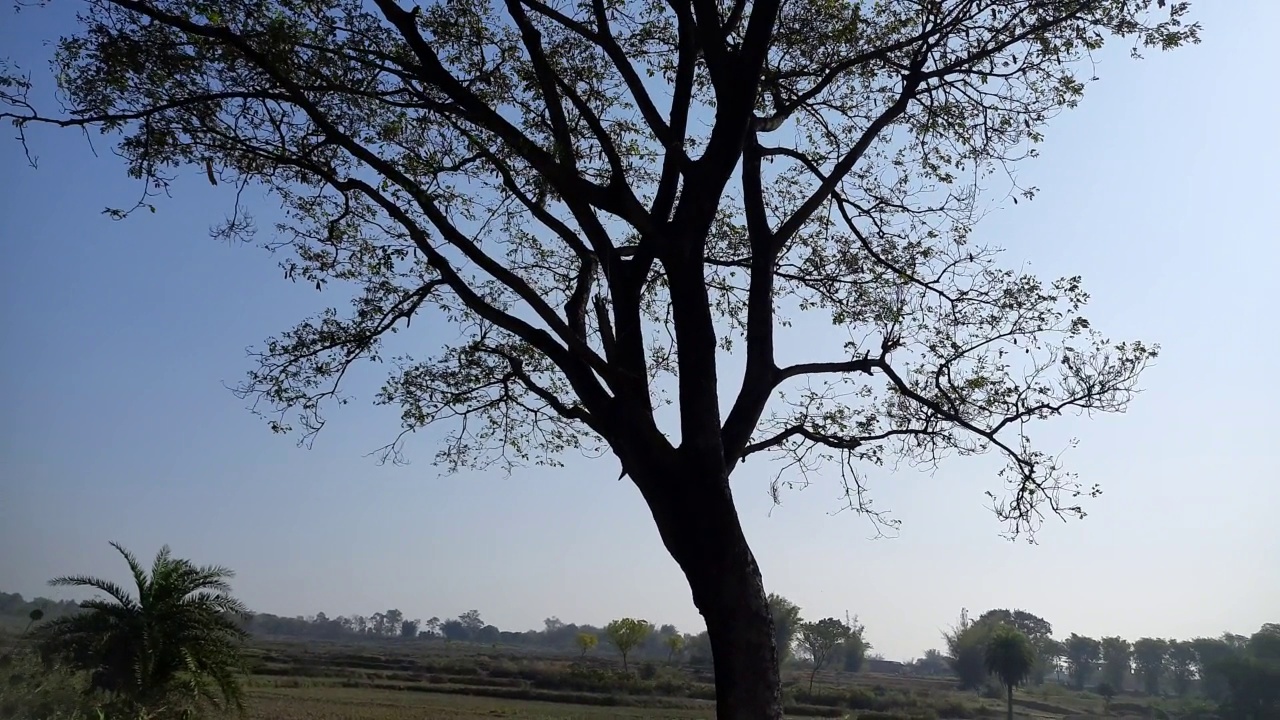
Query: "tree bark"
1007 684 1014 720
634 458 783 720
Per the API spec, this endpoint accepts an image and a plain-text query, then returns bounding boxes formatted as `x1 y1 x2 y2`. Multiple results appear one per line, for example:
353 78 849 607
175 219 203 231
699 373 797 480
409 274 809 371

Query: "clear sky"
1 2 1276 661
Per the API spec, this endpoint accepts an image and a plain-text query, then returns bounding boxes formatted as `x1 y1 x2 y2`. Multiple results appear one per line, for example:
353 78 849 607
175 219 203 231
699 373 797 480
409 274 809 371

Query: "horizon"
2 0 1277 665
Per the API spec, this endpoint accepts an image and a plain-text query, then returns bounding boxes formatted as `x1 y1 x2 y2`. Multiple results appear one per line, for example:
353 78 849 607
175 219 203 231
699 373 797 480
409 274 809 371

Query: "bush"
854 712 913 720
785 704 849 718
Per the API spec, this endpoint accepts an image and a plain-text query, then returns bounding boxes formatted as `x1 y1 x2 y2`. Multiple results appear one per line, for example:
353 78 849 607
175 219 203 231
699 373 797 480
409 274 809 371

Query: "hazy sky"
1 2 1277 661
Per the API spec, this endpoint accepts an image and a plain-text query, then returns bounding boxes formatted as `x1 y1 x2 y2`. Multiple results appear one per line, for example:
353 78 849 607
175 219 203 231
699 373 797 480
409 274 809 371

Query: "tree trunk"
1007 684 1014 720
634 460 783 720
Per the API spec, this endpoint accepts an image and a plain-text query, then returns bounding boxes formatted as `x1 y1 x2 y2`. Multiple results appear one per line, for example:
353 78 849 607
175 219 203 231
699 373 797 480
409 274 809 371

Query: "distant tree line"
928 606 1277 720
7 588 1274 719
0 592 81 627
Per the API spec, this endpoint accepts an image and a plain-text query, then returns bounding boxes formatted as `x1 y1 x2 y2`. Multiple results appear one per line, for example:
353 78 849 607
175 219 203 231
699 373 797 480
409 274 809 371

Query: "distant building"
866 658 906 675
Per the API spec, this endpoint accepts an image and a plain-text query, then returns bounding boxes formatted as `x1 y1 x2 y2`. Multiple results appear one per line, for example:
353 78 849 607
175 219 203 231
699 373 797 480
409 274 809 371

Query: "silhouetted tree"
1 0 1198 715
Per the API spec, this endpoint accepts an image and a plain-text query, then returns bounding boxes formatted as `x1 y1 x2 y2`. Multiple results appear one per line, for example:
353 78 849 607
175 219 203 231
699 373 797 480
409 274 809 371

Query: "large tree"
1100 636 1132 690
1133 637 1168 696
985 626 1036 720
977 609 1055 684
1 0 1197 715
797 617 852 691
767 594 803 665
1065 633 1102 690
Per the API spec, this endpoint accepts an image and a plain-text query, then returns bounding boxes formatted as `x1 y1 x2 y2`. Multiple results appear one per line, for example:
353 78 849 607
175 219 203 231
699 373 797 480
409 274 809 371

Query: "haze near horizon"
0 0 1276 662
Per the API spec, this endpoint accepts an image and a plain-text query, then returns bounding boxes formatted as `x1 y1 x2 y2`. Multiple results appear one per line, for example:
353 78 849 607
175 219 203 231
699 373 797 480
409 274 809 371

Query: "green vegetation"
4 544 250 720
6 573 1275 720
1064 634 1102 690
573 633 596 659
983 626 1035 720
603 619 652 673
796 618 853 692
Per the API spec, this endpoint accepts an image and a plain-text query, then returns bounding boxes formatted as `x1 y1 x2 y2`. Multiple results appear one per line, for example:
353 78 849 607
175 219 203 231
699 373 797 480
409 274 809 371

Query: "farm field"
236 639 1163 720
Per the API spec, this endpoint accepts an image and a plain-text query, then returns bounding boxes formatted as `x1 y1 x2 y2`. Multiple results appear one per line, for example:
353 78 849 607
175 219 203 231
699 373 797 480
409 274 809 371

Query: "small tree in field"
985 625 1037 720
1 0 1198 716
665 633 686 663
605 618 652 672
575 632 598 658
798 618 852 691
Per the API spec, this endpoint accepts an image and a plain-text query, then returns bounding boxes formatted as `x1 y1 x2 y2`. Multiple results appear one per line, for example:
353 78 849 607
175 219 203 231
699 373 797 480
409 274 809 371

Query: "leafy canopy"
985 625 1036 690
35 543 250 715
797 616 853 688
604 617 652 666
1 0 1197 531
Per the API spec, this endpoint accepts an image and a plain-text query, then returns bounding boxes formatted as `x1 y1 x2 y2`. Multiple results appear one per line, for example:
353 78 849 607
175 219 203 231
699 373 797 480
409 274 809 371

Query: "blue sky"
1 2 1277 660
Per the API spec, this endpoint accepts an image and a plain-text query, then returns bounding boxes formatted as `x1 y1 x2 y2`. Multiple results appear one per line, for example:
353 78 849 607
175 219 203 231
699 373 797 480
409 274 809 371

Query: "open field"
237 639 1186 720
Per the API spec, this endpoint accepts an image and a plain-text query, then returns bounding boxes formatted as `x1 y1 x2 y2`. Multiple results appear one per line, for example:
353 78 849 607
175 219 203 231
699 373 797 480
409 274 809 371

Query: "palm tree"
985 625 1037 720
36 542 250 716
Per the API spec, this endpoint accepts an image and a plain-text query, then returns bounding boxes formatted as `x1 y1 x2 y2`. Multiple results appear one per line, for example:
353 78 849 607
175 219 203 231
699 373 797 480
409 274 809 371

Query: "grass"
246 686 716 719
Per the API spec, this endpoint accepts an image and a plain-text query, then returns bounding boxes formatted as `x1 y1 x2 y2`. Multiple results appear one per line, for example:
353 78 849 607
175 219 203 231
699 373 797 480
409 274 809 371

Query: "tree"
977 610 1053 641
1065 634 1102 690
441 619 468 643
2 0 1199 715
1035 638 1066 685
477 624 502 645
458 610 485 636
1100 636 1132 690
1133 638 1168 696
605 618 652 672
660 632 680 661
1167 640 1197 697
914 649 950 676
840 614 870 673
575 632 598 658
985 625 1037 720
768 594 803 665
945 609 994 691
1209 625 1280 720
978 609 1055 685
400 618 420 638
797 618 852 691
1097 681 1117 714
35 543 249 715
1192 635 1243 703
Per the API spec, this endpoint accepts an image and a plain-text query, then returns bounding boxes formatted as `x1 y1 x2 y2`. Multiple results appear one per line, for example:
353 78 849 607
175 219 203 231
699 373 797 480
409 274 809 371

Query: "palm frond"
48 575 137 608
109 541 151 603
